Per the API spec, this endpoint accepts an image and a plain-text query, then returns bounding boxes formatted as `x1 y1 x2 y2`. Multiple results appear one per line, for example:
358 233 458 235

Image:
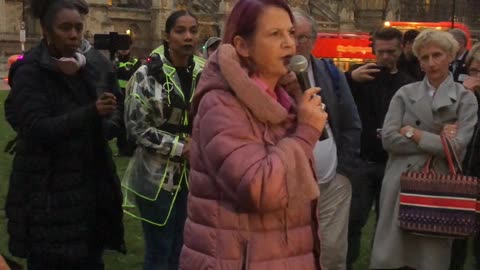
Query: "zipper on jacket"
241 242 250 270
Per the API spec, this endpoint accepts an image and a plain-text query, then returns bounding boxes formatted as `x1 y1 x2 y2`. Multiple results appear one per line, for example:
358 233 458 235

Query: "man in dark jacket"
449 28 469 83
293 9 362 270
345 27 414 270
398 29 424 81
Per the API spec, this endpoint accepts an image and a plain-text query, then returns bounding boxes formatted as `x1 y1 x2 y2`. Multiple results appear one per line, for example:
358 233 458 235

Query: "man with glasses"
449 28 469 83
463 45 480 92
293 9 361 270
344 27 414 270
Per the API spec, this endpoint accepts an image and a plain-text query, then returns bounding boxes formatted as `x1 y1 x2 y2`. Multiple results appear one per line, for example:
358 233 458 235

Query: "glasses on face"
296 35 313 44
469 69 480 78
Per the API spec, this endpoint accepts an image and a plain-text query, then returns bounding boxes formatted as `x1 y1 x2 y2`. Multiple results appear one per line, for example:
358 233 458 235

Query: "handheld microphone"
288 55 329 140
288 55 311 90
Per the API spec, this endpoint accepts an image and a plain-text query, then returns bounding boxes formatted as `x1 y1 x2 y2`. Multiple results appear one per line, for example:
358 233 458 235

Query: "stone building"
0 0 479 59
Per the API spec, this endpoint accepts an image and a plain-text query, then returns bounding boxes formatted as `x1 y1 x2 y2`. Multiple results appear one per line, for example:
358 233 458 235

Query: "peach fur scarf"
194 44 320 207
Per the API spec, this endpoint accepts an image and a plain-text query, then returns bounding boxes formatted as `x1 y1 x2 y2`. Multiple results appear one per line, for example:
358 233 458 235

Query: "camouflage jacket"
122 48 205 208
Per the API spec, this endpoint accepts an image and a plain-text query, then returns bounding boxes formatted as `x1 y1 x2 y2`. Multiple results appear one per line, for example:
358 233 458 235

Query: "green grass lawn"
0 89 375 270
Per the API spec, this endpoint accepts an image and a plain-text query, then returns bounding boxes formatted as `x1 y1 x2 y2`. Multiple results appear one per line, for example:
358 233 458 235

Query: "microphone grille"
288 55 309 73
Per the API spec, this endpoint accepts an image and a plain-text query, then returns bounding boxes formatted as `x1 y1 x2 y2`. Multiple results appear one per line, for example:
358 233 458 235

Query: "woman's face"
46 8 83 57
469 59 480 78
166 15 199 58
418 43 454 83
241 6 295 79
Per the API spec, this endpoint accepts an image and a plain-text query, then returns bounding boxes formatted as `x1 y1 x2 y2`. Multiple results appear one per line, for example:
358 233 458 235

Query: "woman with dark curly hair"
4 0 125 269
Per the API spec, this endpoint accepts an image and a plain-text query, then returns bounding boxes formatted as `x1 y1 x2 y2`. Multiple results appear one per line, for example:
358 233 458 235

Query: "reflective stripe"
123 169 187 227
118 79 128 89
118 58 139 69
129 93 148 110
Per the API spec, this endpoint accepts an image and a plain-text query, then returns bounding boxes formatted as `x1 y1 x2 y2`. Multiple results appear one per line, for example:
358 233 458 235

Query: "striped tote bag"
399 136 478 238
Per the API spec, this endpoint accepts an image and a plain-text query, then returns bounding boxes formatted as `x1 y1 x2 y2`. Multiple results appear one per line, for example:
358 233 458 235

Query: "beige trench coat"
370 75 478 270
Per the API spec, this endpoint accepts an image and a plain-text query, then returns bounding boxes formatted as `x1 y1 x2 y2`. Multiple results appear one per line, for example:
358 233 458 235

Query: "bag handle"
443 136 464 174
422 157 434 174
422 136 462 176
440 136 463 176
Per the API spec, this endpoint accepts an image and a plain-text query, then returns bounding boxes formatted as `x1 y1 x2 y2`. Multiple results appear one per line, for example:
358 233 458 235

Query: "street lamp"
20 21 26 53
451 0 456 29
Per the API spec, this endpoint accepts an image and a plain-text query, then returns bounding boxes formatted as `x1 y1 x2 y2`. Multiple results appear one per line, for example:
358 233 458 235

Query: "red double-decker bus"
311 32 374 71
312 21 472 71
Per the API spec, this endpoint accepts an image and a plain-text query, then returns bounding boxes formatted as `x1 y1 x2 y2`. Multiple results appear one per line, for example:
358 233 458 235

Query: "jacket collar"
410 74 457 110
193 44 290 124
34 40 61 72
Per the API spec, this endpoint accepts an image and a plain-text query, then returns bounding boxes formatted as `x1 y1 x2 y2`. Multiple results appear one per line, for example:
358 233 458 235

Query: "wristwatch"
405 127 415 139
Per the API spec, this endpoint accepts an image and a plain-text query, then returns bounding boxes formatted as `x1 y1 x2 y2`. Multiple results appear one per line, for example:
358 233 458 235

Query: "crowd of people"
3 0 480 269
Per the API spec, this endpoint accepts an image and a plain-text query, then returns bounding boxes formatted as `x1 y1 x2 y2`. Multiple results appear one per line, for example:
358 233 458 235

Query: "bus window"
312 33 376 71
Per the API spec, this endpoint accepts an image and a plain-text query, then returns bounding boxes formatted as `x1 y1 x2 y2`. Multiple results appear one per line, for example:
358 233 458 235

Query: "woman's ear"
42 26 51 45
164 32 170 44
233 35 250 58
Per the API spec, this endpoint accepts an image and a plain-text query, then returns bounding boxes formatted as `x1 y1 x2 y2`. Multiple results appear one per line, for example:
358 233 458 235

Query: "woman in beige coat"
370 30 478 270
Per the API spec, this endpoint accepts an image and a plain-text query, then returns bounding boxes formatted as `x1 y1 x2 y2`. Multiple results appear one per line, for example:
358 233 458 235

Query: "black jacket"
398 53 424 81
449 50 469 83
4 41 125 262
83 45 123 140
310 57 362 178
346 67 414 162
463 90 480 177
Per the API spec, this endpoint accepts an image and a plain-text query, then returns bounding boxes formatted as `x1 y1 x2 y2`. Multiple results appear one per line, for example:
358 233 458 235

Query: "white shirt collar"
457 50 467 61
426 79 436 97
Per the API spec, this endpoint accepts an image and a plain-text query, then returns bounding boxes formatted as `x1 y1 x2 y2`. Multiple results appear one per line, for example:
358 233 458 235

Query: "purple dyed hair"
222 0 294 45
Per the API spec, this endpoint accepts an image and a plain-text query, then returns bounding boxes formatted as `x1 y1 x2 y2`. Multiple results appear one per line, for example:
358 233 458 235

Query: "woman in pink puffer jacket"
180 0 327 269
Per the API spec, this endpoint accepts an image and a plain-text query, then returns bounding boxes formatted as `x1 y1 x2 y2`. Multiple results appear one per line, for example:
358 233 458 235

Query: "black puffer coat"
464 90 480 177
4 40 125 262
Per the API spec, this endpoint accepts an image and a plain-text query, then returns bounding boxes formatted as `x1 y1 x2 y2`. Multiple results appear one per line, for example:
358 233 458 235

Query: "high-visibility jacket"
117 57 141 90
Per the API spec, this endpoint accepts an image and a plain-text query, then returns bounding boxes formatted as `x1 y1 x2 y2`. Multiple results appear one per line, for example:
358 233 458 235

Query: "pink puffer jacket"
180 45 321 270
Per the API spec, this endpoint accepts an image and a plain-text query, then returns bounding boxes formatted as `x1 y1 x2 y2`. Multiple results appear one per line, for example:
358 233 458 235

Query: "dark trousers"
27 247 104 270
449 234 480 270
347 161 386 270
116 127 136 156
136 187 188 270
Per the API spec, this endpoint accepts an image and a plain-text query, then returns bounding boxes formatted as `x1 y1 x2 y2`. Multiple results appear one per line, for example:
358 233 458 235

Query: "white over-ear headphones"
54 52 86 75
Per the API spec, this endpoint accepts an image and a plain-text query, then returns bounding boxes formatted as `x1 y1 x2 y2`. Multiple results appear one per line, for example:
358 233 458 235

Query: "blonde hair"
412 29 459 58
466 43 480 69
